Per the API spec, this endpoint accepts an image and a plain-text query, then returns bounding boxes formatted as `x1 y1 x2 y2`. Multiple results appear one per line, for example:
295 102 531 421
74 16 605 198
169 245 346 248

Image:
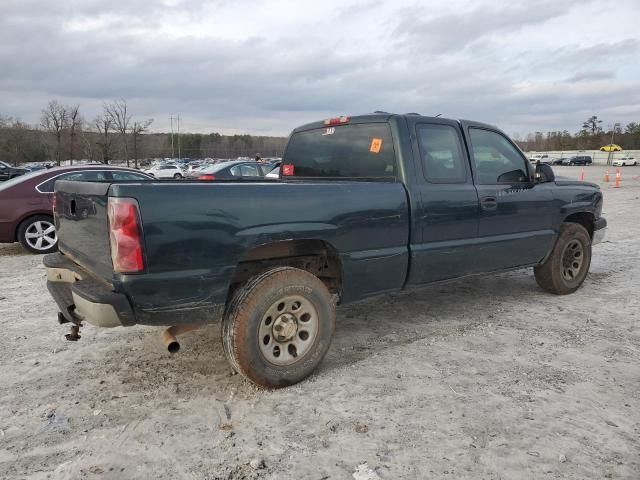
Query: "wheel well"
227 239 342 302
564 212 595 238
15 213 54 242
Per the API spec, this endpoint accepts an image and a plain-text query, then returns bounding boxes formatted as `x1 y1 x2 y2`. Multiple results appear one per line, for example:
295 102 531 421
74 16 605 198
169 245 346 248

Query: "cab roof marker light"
324 116 351 126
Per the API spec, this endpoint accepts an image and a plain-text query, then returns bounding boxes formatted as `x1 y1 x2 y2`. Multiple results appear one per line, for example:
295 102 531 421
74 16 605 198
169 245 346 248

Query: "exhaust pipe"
161 324 203 353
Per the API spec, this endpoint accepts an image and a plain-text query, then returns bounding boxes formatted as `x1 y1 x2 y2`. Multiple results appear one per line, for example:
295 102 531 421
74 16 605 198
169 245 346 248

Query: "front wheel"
222 267 335 388
534 223 592 295
17 215 58 254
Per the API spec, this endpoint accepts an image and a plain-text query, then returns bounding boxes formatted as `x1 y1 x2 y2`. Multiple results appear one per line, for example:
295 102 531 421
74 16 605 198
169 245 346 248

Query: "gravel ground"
0 165 639 479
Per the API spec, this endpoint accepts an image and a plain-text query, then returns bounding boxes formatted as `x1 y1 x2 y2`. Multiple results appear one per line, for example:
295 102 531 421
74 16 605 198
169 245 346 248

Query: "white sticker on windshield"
322 127 335 136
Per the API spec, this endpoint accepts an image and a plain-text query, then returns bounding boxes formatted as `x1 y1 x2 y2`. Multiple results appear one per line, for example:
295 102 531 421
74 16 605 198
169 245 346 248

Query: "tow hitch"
58 309 83 341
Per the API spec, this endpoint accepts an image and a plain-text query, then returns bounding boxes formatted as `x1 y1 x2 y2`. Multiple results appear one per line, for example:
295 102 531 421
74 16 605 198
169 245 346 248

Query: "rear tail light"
282 164 295 176
51 193 57 213
324 116 350 126
198 174 216 180
108 197 144 273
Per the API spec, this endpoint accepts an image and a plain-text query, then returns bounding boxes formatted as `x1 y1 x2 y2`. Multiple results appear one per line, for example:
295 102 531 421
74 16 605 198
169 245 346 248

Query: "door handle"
481 196 498 211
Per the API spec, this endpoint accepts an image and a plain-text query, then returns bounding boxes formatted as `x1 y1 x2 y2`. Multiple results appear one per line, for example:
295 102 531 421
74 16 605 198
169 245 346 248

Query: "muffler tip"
167 341 180 354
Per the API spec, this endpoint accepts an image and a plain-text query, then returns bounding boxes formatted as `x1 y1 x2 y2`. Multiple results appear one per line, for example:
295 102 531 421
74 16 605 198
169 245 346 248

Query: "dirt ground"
1 165 639 479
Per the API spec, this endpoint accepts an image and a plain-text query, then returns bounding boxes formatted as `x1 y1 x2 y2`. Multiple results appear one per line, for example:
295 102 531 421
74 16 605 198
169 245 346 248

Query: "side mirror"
535 163 555 183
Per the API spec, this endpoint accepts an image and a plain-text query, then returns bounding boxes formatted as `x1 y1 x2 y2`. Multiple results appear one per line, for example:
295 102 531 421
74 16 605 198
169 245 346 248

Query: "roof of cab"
291 113 496 133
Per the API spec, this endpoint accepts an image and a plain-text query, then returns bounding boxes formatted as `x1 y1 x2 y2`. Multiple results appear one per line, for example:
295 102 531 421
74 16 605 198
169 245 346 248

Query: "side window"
239 164 260 177
73 171 108 181
416 124 467 183
39 174 71 193
38 171 108 192
230 166 241 176
111 171 151 181
469 128 529 184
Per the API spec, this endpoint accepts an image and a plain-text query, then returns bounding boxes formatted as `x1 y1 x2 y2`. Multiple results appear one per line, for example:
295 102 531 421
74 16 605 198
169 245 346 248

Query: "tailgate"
54 180 113 280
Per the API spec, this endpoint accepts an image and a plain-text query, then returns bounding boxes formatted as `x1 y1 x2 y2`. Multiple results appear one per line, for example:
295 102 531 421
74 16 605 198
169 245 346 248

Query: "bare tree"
130 118 154 168
105 100 131 166
67 105 81 165
4 120 31 166
41 100 68 165
94 114 114 164
582 115 603 136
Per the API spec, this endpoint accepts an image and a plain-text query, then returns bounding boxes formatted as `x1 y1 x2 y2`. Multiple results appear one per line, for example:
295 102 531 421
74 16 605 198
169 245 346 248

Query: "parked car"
144 164 185 179
0 166 152 254
264 164 281 179
600 144 622 152
612 157 637 167
562 155 593 166
528 154 550 162
0 161 29 181
45 113 606 388
190 160 270 180
551 157 568 165
23 163 48 172
186 161 205 174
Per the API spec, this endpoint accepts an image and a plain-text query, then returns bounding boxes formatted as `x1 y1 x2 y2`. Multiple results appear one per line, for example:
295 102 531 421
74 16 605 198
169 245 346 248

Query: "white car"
145 164 184 179
612 157 637 167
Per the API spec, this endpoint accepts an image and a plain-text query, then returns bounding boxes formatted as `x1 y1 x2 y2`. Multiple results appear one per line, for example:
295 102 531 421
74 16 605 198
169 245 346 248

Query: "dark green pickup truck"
44 113 606 387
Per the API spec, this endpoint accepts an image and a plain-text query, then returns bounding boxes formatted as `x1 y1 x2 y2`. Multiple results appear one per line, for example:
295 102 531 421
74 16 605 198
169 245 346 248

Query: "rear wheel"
173 173 183 179
534 223 591 295
222 267 335 388
18 215 58 254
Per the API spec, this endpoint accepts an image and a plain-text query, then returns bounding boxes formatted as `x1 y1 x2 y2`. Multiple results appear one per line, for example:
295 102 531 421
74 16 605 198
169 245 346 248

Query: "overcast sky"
1 0 639 137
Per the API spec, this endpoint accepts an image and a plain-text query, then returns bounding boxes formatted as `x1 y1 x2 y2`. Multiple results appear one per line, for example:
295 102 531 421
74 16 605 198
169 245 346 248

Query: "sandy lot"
1 165 639 479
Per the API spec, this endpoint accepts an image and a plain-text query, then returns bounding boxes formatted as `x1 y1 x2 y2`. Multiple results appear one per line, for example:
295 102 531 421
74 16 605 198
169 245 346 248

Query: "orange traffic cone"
580 169 585 181
604 170 610 182
615 169 621 188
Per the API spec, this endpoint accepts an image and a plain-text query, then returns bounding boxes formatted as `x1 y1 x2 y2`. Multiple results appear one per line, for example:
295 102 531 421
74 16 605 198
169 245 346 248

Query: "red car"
0 166 152 254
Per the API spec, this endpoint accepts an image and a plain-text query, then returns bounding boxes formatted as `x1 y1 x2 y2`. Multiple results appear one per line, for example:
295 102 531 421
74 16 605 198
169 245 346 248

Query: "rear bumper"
592 217 607 245
44 253 135 327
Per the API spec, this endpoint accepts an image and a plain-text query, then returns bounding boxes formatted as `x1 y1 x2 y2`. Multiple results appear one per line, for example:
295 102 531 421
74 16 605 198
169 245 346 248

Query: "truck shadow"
322 269 538 371
105 269 540 395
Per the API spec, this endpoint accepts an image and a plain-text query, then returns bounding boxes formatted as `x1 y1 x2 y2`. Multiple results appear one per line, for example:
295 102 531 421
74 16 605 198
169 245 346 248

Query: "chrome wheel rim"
25 220 57 251
561 239 584 282
258 295 319 366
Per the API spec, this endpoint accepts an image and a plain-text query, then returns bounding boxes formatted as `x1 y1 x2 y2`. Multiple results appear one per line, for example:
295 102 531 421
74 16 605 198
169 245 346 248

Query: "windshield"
0 169 46 191
283 123 397 179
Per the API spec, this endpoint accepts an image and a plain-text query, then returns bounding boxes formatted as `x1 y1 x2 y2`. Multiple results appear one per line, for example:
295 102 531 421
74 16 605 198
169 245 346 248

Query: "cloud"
0 0 639 135
393 0 579 53
565 71 614 83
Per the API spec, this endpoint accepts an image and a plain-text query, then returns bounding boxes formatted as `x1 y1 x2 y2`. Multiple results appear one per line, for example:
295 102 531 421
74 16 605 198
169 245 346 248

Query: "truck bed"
54 179 410 325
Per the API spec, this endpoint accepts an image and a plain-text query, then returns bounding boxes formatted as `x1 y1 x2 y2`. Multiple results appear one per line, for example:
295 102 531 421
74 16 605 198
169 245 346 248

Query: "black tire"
173 173 183 179
17 215 58 254
534 223 591 295
222 267 335 388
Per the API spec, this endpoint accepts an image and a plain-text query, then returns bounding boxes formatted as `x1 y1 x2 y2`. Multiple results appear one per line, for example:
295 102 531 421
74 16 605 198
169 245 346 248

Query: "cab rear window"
283 123 397 179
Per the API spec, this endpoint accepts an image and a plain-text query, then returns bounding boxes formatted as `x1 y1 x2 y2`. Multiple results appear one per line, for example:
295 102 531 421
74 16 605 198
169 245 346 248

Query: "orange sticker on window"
370 138 382 153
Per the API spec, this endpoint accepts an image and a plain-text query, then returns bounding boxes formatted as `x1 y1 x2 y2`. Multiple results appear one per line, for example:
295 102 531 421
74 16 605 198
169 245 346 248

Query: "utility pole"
607 122 620 166
177 114 181 161
169 115 176 158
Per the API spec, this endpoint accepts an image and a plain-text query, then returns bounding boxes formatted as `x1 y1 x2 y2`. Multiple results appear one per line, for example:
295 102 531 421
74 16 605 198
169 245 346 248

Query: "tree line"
4 106 639 167
514 116 640 152
0 99 287 167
